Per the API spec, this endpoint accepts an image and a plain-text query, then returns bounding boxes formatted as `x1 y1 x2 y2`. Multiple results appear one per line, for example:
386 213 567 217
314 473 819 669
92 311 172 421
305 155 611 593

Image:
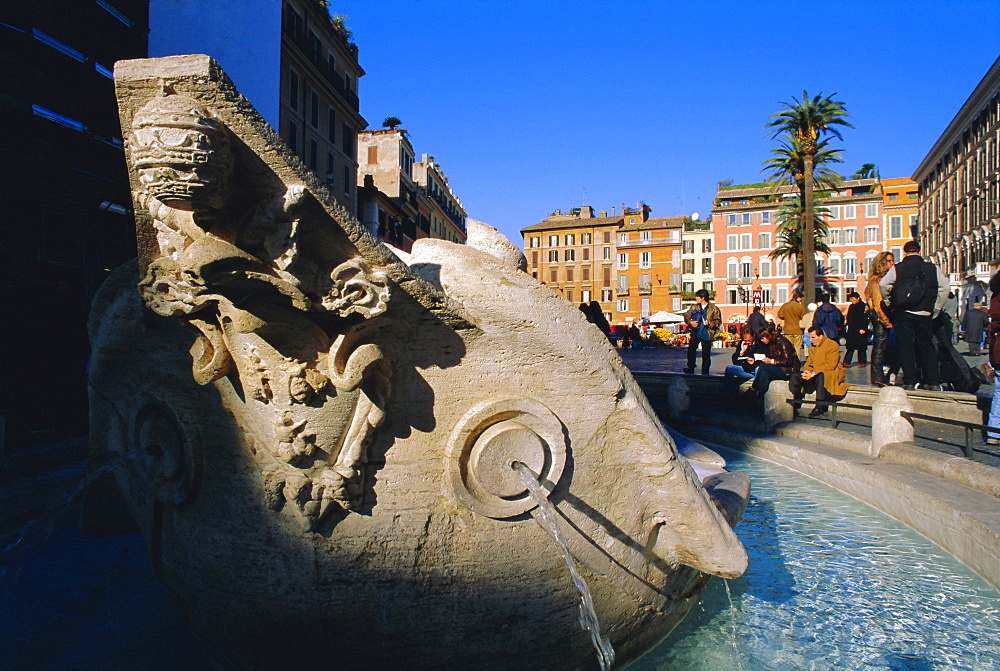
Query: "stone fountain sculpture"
86 55 749 670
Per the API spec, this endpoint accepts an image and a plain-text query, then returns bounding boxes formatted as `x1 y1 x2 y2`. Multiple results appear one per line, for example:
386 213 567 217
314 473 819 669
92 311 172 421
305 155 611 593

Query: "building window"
618 233 628 244
740 234 751 250
726 214 737 227
758 232 771 248
603 231 611 244
639 273 652 291
741 213 751 226
529 236 540 248
566 267 574 281
641 298 650 318
727 234 738 250
777 286 788 304
702 239 712 253
309 139 318 170
342 124 354 157
310 91 319 127
672 297 682 311
864 226 880 243
844 228 857 244
565 249 575 262
343 166 351 195
761 211 772 224
603 267 611 287
582 248 590 261
289 70 299 111
566 289 574 303
683 281 695 292
908 214 918 236
549 235 558 246
844 205 856 219
617 299 629 312
888 193 898 201
889 216 903 239
582 266 590 281
617 275 629 292
702 258 712 274
581 233 591 244
671 250 680 267
617 253 628 270
727 289 738 304
582 290 591 303
328 107 336 142
602 289 613 301
760 259 771 277
288 120 298 153
550 269 558 283
828 257 840 274
640 231 651 241
727 261 738 283
603 247 611 260
367 146 378 165
683 240 694 253
778 259 788 276
565 234 575 245
866 203 879 217
741 262 753 279
844 257 857 277
639 251 651 269
828 206 839 220
531 251 538 267
548 250 559 262
683 259 695 274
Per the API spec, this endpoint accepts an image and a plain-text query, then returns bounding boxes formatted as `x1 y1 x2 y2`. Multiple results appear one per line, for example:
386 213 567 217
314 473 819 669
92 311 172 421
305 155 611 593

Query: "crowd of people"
690 241 995 417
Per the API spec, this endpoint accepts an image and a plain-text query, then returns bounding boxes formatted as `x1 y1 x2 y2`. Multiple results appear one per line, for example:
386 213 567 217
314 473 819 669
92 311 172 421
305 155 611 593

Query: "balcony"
616 288 630 297
638 284 653 295
617 236 677 247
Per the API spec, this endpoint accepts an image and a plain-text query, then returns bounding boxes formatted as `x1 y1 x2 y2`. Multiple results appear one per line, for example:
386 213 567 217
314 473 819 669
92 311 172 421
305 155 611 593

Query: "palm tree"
762 136 844 196
769 198 831 289
765 92 852 302
382 116 402 130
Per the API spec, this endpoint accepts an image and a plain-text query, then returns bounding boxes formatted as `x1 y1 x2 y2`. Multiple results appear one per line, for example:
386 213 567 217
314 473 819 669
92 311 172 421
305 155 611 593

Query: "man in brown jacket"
789 325 850 417
682 289 722 375
776 291 806 355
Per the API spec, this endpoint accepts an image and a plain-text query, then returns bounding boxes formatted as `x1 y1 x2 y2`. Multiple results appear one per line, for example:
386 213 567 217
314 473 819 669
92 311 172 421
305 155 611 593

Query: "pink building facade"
711 179 884 325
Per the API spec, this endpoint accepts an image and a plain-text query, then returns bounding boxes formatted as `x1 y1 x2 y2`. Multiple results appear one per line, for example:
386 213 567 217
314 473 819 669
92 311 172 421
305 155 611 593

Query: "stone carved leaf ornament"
321 259 390 319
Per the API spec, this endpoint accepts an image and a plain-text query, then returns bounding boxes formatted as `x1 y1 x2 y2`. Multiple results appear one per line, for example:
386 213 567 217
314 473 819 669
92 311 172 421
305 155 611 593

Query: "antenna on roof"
582 188 588 206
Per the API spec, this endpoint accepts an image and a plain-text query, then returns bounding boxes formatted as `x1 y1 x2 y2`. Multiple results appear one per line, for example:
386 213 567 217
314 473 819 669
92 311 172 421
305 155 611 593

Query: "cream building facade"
913 56 1000 285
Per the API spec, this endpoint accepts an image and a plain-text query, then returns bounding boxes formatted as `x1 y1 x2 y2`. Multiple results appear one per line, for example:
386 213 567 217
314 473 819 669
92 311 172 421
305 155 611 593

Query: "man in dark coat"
746 305 767 336
843 292 870 367
962 303 989 356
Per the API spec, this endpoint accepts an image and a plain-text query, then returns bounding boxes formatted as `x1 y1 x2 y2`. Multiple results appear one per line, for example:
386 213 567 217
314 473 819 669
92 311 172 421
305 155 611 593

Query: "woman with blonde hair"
864 251 895 386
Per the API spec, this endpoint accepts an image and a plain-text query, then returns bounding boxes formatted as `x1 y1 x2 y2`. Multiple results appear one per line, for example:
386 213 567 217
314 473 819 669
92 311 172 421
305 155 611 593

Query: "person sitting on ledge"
789 325 849 417
723 325 767 395
751 322 800 399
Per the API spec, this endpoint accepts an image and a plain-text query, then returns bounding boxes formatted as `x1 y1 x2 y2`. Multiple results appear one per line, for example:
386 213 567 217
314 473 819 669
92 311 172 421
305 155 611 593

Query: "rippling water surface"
628 447 1000 671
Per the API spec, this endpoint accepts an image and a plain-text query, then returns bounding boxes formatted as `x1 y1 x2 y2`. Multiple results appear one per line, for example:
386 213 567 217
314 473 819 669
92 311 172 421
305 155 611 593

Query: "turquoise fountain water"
627 446 1000 670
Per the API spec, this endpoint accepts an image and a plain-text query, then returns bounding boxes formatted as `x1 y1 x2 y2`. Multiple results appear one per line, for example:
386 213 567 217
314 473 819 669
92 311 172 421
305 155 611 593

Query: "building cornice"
913 55 1000 182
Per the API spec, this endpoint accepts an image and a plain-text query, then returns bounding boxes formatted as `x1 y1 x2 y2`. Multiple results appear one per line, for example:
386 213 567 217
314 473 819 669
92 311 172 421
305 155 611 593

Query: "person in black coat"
843 292 870 367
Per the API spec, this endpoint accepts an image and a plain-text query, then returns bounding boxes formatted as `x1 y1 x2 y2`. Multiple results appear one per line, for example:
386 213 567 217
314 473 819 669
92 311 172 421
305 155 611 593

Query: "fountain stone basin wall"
86 54 749 670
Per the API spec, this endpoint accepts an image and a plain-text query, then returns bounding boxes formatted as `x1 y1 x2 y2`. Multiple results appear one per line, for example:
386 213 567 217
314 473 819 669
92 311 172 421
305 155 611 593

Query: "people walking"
843 292 870 367
962 303 989 356
777 291 806 356
879 240 950 390
682 289 722 375
864 251 895 386
790 325 850 417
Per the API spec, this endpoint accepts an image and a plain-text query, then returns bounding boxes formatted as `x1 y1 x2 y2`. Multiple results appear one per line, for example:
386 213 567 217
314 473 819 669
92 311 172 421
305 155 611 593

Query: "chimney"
580 205 593 219
599 210 607 218
611 207 616 216
554 209 562 215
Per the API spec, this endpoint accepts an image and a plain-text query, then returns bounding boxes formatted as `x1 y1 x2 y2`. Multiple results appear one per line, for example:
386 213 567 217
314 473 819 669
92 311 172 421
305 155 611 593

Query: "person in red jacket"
751 322 800 399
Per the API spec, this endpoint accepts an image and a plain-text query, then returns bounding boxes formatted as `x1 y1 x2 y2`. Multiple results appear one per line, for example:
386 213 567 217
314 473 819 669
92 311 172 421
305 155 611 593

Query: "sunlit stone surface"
85 55 749 670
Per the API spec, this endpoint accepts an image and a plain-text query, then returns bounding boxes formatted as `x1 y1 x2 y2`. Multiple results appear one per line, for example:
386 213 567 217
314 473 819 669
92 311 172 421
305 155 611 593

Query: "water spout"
512 461 615 671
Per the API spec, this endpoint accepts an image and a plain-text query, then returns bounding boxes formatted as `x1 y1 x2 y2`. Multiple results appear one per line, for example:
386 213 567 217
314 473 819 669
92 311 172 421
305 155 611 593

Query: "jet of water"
513 461 615 671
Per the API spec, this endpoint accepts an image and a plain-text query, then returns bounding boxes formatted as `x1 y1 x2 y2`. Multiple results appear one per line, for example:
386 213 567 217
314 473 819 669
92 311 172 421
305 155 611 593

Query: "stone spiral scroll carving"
446 397 567 519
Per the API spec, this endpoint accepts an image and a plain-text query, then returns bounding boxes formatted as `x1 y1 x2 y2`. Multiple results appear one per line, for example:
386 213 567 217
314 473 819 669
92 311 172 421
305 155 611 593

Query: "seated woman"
790 325 850 417
751 322 801 398
723 326 767 395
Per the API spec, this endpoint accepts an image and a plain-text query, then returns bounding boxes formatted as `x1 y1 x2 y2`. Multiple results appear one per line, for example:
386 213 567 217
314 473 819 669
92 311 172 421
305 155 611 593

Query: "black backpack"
891 265 929 311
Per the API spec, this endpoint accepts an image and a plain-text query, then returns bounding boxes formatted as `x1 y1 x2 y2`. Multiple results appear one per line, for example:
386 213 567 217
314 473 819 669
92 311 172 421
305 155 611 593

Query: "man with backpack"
812 294 845 342
879 240 950 390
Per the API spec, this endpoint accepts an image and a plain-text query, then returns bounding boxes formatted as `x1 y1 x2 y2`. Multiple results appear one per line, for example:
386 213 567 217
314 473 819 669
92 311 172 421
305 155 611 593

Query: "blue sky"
338 1 998 246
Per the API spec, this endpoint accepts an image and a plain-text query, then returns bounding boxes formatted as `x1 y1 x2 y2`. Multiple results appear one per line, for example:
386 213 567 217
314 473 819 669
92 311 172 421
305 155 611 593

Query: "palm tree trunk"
802 153 816 303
